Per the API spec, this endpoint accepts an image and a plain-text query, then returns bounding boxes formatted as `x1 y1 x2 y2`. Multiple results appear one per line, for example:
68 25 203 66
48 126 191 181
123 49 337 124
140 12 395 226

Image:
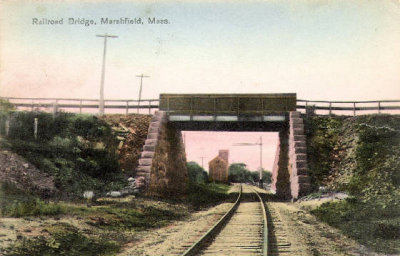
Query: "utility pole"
200 156 207 169
233 136 264 188
136 74 150 113
259 136 263 188
96 33 118 116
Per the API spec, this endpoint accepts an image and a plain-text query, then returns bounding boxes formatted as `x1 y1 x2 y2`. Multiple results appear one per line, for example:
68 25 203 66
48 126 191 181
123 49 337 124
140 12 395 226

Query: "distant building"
209 150 229 183
218 149 229 163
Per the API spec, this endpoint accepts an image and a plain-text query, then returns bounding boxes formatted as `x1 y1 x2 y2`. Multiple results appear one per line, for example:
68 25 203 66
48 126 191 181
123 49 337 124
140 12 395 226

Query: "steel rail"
181 184 269 256
251 187 269 256
181 184 242 256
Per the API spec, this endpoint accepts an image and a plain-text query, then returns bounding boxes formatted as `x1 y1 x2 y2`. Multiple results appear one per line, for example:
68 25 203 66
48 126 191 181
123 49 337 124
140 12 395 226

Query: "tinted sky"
183 131 279 172
1 0 400 100
1 0 399 170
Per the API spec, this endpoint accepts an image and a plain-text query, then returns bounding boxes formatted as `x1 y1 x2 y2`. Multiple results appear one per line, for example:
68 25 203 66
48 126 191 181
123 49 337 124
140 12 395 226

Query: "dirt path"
267 202 392 256
2 192 391 256
118 202 233 256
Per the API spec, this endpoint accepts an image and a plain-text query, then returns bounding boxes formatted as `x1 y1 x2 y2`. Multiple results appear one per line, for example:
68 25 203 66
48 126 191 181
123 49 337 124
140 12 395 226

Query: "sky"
1 0 400 170
182 131 279 172
1 0 400 101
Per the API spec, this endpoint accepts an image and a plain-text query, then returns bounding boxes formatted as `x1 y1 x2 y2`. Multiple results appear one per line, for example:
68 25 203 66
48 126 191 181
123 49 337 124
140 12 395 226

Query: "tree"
261 170 272 184
229 163 272 184
187 161 208 184
228 163 253 183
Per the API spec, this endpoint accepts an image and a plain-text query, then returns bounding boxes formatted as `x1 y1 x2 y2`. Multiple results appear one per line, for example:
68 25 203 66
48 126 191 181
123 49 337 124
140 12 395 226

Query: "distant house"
209 150 229 183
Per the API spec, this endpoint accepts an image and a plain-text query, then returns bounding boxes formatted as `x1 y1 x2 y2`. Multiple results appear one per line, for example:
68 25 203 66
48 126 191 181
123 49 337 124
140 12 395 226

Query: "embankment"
304 114 400 254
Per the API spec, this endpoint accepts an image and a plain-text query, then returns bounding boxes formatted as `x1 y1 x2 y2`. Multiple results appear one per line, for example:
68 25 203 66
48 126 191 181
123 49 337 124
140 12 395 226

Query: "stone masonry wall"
271 141 280 193
149 121 188 197
289 111 310 199
135 111 167 189
135 111 188 197
271 128 291 199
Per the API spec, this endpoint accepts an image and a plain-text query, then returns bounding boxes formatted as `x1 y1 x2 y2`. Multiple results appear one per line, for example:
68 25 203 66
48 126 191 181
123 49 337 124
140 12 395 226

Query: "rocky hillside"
0 112 151 198
100 114 151 175
0 150 57 197
305 114 400 199
304 114 400 254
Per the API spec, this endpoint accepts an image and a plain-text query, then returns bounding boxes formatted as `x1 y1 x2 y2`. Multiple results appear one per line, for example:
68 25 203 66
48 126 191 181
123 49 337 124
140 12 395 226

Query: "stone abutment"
271 112 310 199
135 111 188 197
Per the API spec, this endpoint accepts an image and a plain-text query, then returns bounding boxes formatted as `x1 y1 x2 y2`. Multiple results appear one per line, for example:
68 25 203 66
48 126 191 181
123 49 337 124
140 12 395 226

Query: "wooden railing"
1 97 400 116
297 99 400 116
0 97 160 115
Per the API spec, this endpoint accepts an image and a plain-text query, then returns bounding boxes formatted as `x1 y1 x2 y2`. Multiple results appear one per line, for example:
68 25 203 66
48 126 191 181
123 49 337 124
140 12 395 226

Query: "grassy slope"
0 112 126 198
0 110 233 255
304 114 400 254
2 197 186 256
187 183 231 210
1 182 232 256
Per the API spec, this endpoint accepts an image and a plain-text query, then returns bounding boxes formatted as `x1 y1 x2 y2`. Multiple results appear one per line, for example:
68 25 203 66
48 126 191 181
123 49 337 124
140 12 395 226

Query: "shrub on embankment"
0 182 64 217
186 162 233 209
304 114 400 253
100 114 151 174
187 183 231 210
0 111 126 198
4 222 121 256
187 161 209 184
305 114 400 201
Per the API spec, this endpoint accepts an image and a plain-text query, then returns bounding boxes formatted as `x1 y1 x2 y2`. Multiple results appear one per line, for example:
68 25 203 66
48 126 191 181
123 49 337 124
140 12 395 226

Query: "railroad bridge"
136 93 309 199
4 94 399 199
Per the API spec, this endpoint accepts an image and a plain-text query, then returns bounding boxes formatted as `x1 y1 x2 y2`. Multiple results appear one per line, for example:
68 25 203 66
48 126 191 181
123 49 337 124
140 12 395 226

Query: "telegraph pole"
136 74 150 113
96 33 118 116
233 136 264 188
200 156 207 169
259 136 263 188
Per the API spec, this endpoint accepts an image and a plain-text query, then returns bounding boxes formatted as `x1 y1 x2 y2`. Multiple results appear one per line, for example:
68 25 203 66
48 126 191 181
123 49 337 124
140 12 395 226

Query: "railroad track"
181 184 268 256
266 203 293 256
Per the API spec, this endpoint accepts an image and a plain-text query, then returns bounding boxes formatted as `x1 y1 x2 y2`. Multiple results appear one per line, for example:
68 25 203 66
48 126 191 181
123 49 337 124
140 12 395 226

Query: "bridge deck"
159 93 297 116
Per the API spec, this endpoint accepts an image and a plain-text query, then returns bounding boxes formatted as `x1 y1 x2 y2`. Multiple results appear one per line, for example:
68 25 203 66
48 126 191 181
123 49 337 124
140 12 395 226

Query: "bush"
85 205 184 231
3 112 126 197
2 199 64 217
304 116 344 188
0 183 64 217
228 163 271 184
187 161 208 183
348 120 400 201
311 199 400 254
228 163 253 183
187 183 231 210
4 223 120 256
305 115 400 254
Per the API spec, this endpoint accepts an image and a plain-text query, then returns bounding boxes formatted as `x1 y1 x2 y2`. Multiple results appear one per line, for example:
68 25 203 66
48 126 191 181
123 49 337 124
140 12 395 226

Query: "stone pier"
135 111 188 197
288 111 310 199
135 111 167 190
